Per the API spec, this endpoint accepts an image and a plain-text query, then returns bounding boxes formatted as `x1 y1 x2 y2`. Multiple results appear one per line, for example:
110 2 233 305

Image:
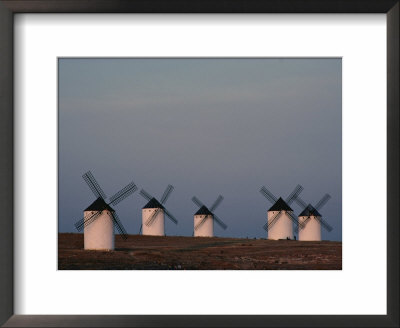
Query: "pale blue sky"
58 58 342 240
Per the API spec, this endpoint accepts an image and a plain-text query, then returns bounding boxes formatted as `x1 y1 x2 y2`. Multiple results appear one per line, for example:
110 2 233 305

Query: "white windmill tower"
74 171 137 250
294 193 333 241
191 195 227 237
259 185 304 240
139 185 178 236
82 198 116 250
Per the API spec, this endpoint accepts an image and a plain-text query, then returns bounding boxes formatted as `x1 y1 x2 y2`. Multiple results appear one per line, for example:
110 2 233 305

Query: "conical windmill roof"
143 197 165 209
299 204 322 217
268 197 293 211
85 197 115 212
194 205 213 216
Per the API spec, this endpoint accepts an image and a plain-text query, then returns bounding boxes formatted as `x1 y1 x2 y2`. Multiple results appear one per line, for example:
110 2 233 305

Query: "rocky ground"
58 233 342 270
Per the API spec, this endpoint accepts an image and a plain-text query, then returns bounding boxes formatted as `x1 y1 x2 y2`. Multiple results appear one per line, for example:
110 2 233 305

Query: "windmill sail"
75 170 136 240
192 195 227 233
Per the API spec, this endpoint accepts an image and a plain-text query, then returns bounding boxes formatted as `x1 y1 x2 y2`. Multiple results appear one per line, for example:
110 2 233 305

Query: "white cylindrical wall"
267 211 294 240
194 215 213 237
298 216 322 241
142 208 165 236
84 210 114 250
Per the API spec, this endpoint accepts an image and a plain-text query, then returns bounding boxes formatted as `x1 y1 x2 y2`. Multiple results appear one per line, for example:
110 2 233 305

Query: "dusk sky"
58 58 342 241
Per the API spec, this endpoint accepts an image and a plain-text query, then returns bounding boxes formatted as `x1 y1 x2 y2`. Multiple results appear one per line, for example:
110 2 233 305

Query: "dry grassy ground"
58 233 342 270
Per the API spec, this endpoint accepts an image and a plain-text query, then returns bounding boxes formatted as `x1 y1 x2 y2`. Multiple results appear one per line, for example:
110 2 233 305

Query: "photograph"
1 0 397 325
57 58 342 270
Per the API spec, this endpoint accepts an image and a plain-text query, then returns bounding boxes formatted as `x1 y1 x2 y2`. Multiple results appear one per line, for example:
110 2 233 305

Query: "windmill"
191 195 227 237
294 193 333 241
74 170 137 250
139 185 178 236
259 185 304 240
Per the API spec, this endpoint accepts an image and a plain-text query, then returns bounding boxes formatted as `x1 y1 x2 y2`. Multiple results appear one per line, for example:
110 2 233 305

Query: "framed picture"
0 0 398 327
57 57 342 271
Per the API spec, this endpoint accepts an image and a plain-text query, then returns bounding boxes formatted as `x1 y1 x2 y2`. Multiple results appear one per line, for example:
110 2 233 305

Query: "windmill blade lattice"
140 185 178 227
315 216 333 232
295 193 332 232
264 211 283 231
294 195 307 209
82 171 107 200
259 186 277 204
192 195 227 231
285 185 304 205
109 211 128 239
260 185 303 232
164 208 178 224
287 211 304 229
139 189 153 201
213 214 227 230
145 208 161 227
315 194 331 211
302 216 312 228
109 182 138 206
145 206 179 227
75 170 136 236
75 211 102 232
191 196 204 208
209 195 224 212
160 185 174 204
194 215 209 230
139 189 156 226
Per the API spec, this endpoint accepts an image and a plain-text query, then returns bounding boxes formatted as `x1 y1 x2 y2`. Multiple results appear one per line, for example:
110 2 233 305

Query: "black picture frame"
0 1 398 327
